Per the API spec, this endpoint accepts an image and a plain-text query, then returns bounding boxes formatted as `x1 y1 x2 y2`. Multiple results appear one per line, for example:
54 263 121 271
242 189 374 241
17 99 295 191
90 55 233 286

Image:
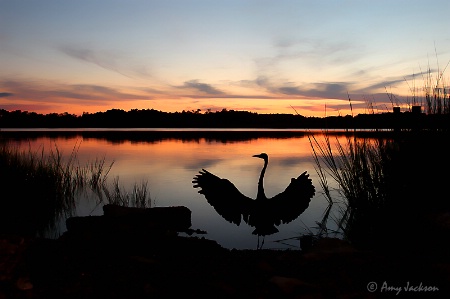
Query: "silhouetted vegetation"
310 130 450 251
0 141 150 237
1 107 449 130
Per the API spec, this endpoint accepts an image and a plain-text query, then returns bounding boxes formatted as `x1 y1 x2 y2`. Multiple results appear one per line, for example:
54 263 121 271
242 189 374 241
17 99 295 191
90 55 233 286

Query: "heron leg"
256 235 265 250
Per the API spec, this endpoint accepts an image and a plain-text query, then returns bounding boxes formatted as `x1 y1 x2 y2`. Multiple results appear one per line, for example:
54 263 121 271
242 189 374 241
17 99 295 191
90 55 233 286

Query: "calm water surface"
4 129 346 249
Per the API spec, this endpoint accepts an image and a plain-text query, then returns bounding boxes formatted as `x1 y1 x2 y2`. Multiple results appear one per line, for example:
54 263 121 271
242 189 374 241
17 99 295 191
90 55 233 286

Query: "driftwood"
66 204 192 236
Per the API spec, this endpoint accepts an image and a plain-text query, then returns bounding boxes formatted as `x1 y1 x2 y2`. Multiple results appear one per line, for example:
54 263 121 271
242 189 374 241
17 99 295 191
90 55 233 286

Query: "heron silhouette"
193 153 315 249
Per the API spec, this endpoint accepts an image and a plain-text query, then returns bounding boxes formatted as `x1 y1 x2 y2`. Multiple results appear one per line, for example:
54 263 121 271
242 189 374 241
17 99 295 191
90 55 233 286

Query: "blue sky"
1 0 449 116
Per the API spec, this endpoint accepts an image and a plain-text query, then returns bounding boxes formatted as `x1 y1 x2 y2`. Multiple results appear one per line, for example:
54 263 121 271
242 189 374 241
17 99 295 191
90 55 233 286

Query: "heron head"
252 153 268 161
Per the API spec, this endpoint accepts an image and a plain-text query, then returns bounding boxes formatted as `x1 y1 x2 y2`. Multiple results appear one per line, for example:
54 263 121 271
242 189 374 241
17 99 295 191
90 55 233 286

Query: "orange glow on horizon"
0 73 419 118
1 97 377 118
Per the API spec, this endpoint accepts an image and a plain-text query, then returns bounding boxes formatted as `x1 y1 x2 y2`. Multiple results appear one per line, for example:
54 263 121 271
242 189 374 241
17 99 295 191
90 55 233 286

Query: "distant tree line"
0 108 449 130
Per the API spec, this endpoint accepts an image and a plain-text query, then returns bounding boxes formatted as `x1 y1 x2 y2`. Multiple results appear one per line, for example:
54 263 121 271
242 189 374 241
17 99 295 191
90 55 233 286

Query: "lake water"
2 129 348 250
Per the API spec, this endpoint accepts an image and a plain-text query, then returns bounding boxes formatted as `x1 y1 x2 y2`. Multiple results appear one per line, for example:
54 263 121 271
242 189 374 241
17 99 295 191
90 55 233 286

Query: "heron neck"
256 159 268 200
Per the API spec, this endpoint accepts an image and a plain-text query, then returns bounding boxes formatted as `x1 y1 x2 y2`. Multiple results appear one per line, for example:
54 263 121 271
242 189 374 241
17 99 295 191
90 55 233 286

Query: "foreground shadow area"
2 203 450 298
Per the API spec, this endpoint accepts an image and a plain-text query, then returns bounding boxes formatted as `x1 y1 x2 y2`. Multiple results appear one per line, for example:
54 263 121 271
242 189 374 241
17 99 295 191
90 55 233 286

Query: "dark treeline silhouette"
1 107 449 129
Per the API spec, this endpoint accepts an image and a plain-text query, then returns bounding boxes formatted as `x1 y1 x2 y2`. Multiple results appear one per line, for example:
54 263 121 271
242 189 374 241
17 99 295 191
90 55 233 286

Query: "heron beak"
252 154 262 158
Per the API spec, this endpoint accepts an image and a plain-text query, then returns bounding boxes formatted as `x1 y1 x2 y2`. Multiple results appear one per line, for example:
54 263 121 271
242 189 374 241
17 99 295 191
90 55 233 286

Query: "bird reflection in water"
193 153 315 249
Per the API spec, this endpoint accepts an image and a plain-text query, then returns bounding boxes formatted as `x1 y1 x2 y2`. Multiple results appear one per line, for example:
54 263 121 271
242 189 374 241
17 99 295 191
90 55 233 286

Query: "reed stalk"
103 177 151 208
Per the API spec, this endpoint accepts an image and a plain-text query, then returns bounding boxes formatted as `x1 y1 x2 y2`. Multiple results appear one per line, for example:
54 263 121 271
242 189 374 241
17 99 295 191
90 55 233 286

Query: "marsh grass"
422 58 450 114
308 133 405 247
0 140 150 236
103 177 151 208
304 55 450 247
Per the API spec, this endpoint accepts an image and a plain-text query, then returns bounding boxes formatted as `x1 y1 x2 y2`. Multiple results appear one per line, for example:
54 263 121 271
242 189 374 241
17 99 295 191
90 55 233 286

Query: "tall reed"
1 142 78 235
0 141 149 236
422 59 450 114
309 133 401 247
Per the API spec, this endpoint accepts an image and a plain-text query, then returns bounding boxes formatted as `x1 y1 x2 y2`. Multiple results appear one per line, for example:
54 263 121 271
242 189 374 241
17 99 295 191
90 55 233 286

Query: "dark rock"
103 204 192 231
103 205 191 225
66 205 192 236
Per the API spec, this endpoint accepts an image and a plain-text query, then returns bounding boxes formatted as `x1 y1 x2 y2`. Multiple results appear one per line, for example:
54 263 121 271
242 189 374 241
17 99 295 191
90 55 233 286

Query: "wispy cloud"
58 45 152 78
255 37 363 76
0 80 151 104
0 103 59 112
294 82 349 99
0 92 13 97
177 80 225 95
53 84 150 101
253 76 350 99
362 71 434 92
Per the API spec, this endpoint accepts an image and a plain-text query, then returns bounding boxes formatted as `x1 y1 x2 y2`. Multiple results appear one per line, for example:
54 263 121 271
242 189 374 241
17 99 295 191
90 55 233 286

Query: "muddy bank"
2 232 450 299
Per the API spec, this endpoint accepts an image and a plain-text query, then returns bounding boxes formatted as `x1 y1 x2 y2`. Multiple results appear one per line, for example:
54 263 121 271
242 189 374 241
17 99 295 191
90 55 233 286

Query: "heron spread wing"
268 171 315 225
192 169 253 225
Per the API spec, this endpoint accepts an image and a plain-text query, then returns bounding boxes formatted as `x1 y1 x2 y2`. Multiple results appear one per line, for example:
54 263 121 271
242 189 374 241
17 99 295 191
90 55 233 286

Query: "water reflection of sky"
8 132 346 250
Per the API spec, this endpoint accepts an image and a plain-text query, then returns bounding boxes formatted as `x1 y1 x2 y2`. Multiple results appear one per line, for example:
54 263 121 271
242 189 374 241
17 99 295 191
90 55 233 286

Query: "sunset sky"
1 0 450 117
